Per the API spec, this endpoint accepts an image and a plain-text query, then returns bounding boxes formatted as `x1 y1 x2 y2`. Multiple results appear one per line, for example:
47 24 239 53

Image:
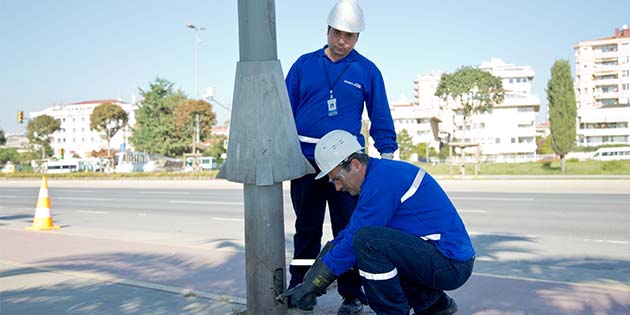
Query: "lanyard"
323 57 354 99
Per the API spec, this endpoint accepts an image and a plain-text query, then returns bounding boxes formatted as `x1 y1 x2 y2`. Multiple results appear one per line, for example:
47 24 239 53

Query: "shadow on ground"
0 233 628 314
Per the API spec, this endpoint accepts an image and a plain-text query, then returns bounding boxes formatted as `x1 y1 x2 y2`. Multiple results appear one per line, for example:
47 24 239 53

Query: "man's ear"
350 158 362 171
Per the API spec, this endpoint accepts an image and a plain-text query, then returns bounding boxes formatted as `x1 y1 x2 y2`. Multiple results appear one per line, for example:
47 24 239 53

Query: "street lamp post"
186 24 205 157
186 24 205 99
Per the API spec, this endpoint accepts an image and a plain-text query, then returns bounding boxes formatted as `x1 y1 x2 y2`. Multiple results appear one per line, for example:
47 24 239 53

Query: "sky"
1 0 629 135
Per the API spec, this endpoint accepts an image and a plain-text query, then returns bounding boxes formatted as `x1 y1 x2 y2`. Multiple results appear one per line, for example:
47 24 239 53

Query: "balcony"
593 64 619 75
593 50 618 61
593 90 620 100
592 78 619 86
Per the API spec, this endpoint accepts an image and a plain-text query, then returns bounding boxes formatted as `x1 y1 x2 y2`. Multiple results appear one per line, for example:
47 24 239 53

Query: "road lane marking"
452 197 534 201
212 217 243 222
584 238 630 245
58 197 113 201
169 200 243 206
62 190 97 193
469 231 537 238
139 191 192 195
459 209 488 214
77 210 108 214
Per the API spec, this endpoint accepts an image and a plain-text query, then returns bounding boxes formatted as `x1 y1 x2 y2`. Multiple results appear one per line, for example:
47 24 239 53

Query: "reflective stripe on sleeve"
420 233 441 241
400 169 426 203
298 135 320 144
359 268 398 281
290 259 315 266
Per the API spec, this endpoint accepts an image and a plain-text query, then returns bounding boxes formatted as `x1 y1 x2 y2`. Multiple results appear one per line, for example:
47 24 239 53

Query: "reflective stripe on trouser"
290 259 316 266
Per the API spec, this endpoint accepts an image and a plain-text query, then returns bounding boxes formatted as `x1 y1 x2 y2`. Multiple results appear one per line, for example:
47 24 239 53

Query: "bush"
0 148 20 165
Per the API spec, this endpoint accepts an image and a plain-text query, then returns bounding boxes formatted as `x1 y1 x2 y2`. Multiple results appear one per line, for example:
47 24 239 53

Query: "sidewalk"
1 228 628 315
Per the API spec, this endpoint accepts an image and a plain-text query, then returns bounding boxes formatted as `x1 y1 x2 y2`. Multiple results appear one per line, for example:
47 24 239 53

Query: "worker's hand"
281 255 336 311
381 152 394 160
281 283 317 311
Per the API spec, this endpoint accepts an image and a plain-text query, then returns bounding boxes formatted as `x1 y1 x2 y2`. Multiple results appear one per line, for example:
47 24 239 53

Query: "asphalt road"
1 178 629 289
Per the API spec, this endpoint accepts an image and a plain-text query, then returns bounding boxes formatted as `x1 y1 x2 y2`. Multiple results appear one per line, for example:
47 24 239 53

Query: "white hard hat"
326 0 365 33
314 130 363 180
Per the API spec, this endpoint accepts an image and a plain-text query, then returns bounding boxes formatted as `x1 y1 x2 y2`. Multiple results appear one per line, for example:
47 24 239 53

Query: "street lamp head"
186 24 205 32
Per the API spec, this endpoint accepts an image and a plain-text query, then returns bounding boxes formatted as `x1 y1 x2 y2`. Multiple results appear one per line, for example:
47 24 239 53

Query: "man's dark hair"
340 152 368 171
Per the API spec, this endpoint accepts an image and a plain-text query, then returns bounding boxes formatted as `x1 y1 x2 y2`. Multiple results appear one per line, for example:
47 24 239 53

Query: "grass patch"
0 170 219 180
419 159 630 176
2 160 630 179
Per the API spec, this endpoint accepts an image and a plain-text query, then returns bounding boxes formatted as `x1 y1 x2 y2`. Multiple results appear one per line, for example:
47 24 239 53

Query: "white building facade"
574 25 630 146
396 58 540 162
29 99 137 158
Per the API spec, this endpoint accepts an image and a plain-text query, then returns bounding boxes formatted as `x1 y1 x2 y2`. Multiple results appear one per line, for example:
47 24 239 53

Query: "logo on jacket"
343 80 362 89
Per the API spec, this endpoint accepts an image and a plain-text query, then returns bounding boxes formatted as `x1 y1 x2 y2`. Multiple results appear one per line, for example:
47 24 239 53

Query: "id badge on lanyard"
323 57 353 117
327 94 337 117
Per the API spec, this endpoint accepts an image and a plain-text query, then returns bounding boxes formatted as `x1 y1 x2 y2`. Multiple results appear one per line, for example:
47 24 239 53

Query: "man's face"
327 161 363 196
326 27 358 60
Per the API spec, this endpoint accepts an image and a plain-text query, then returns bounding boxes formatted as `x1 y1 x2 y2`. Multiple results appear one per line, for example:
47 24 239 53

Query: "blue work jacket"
286 46 397 159
323 158 476 275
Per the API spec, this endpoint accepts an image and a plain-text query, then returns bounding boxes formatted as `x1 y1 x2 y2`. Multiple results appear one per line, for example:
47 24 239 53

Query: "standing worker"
285 0 398 313
283 130 475 315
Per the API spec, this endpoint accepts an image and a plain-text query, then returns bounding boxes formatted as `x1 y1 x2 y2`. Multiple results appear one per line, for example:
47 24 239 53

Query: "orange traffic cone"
25 176 60 231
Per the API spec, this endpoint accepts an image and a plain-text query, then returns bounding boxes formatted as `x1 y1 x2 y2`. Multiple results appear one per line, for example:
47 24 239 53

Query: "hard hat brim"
315 168 333 180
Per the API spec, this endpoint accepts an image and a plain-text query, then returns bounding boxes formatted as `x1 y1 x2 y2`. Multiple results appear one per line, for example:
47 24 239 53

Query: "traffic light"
60 148 65 159
17 111 24 123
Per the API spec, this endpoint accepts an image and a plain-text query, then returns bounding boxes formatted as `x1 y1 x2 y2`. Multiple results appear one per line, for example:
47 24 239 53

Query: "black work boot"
338 297 363 315
413 293 457 315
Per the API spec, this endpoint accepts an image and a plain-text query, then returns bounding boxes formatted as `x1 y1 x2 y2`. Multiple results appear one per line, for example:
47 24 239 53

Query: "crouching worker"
282 130 475 315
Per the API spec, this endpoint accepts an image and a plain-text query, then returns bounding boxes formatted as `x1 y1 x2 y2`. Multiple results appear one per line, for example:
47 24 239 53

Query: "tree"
0 148 20 165
413 142 436 162
536 135 554 154
26 115 61 159
435 66 504 149
130 78 189 156
396 129 414 161
174 99 217 154
203 134 228 165
0 128 6 145
90 102 129 159
547 60 577 174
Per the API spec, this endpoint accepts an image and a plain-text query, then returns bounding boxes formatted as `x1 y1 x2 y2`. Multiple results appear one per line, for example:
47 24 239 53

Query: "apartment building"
396 58 540 162
574 25 630 146
29 99 137 158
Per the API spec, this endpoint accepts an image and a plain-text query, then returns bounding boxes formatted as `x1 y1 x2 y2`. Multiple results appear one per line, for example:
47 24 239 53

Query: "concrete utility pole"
218 1 314 314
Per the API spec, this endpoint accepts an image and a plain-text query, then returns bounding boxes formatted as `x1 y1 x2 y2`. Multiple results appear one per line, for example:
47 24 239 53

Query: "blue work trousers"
353 226 474 315
289 159 364 300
